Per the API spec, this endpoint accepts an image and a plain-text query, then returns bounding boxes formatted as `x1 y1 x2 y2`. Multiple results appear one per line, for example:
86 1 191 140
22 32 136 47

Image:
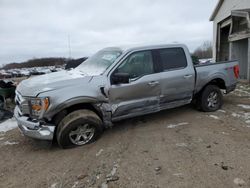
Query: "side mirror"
112 72 130 84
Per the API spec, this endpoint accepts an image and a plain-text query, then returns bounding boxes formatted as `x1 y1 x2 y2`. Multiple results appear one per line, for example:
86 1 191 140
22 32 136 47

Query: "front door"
108 50 161 120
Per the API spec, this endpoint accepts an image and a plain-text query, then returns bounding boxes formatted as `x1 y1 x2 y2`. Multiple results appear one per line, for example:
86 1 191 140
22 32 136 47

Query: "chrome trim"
14 106 55 140
15 91 30 115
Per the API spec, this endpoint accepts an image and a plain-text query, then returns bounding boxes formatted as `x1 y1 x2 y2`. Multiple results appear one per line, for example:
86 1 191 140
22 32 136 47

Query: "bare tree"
193 41 213 59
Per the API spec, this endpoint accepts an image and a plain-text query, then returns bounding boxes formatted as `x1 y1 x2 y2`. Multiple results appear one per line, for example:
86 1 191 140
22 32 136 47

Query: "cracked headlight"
30 97 50 117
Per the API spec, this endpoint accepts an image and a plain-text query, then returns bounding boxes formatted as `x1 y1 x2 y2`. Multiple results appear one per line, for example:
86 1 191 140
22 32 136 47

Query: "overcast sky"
0 0 218 64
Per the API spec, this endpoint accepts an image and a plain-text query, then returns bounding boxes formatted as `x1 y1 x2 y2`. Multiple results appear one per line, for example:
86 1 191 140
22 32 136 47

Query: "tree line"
192 41 213 59
1 57 67 70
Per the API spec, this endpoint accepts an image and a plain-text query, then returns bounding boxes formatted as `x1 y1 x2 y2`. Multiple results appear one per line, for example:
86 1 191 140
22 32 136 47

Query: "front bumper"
14 106 55 140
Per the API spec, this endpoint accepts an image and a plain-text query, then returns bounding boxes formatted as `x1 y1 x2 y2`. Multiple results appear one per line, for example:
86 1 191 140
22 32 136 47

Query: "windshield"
76 50 122 75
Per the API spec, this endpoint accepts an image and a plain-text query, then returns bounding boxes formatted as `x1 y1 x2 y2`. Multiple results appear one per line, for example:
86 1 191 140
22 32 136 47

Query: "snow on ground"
173 173 184 177
71 181 79 188
49 183 58 188
232 85 250 97
2 141 19 145
0 118 17 132
208 115 220 120
218 110 226 113
176 143 188 147
231 112 250 124
96 149 104 157
232 113 241 118
237 104 250 109
167 122 189 129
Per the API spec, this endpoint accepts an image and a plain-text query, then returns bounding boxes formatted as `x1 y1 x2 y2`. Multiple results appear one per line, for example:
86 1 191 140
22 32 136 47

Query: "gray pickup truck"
14 44 239 148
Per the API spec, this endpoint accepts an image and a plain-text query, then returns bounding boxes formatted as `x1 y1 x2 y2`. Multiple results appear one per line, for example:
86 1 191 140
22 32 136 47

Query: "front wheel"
198 85 223 112
56 109 103 148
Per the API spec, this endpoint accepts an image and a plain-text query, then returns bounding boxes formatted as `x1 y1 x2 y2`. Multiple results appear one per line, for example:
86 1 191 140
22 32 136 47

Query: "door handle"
148 81 159 86
184 74 193 79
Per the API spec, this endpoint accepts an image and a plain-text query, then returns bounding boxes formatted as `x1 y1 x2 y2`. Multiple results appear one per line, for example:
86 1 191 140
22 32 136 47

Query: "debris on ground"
214 162 233 171
0 80 16 88
154 166 162 175
0 80 16 111
0 109 13 121
106 175 119 182
233 178 246 187
155 166 161 172
102 163 120 185
77 174 87 180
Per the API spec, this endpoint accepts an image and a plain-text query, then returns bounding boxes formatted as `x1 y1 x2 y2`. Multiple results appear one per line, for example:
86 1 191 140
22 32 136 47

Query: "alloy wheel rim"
207 91 218 108
69 124 95 145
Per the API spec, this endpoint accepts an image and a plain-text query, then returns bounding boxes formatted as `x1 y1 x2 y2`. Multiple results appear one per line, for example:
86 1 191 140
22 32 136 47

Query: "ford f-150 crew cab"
14 44 239 148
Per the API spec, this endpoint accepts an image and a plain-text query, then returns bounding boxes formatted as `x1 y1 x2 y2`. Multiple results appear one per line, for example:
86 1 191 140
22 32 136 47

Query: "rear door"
108 50 161 120
153 47 195 109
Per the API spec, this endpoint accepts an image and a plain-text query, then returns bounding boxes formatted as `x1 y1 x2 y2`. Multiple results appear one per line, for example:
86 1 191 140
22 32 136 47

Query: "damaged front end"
14 91 55 140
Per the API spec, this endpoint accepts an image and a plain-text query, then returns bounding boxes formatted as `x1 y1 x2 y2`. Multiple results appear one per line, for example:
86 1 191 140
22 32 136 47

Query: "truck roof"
103 43 188 53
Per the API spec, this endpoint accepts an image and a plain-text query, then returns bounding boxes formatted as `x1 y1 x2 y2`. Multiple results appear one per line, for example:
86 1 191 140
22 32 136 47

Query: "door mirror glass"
112 72 130 84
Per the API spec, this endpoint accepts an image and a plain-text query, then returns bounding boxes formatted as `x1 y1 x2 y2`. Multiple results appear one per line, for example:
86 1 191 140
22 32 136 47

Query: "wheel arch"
197 78 226 95
205 78 226 90
51 102 104 126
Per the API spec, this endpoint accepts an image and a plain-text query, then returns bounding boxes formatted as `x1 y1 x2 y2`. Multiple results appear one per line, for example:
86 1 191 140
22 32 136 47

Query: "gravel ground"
0 83 250 188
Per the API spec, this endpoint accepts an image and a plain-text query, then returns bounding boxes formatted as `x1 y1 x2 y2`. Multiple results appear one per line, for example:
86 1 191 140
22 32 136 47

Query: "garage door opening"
217 25 230 61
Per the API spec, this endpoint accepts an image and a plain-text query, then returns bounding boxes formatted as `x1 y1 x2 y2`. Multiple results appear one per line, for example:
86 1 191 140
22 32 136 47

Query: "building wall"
248 38 250 80
231 39 249 79
212 0 250 61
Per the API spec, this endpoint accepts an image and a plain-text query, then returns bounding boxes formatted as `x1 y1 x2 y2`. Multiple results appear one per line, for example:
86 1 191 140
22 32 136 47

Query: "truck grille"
15 91 30 115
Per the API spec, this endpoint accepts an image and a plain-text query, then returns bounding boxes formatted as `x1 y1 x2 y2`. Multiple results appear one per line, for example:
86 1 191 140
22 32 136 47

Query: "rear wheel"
198 85 223 112
56 109 103 148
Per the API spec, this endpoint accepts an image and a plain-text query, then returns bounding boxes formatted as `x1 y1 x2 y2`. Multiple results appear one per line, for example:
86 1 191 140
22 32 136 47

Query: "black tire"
56 109 103 149
197 85 223 112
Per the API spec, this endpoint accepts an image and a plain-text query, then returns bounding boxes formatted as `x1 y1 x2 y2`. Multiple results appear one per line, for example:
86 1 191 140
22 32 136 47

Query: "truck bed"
194 60 239 94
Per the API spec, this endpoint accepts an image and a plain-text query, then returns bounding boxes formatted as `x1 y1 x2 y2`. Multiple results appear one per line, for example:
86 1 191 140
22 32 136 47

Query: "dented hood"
17 70 93 97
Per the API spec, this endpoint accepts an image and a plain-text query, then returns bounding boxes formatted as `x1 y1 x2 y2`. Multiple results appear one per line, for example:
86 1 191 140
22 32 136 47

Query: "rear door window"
157 48 187 71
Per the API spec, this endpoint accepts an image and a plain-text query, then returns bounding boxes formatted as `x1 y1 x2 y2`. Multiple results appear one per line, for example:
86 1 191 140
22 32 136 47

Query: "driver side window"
116 51 154 80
